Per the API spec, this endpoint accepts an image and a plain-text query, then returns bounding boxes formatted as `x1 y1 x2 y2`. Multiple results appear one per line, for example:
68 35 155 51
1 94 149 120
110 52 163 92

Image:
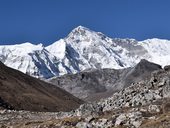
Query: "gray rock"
115 114 127 126
163 77 170 98
148 105 160 113
85 115 95 123
76 122 91 128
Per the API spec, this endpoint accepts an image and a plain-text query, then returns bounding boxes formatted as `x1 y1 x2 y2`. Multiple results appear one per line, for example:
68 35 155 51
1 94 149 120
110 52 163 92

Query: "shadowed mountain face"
0 62 83 112
49 59 162 101
117 59 162 89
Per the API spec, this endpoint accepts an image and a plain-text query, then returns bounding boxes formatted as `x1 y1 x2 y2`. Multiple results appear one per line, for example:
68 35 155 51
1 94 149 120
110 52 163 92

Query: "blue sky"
0 0 170 46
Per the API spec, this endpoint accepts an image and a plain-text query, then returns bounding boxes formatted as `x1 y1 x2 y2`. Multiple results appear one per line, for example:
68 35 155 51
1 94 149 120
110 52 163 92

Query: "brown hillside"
0 62 84 112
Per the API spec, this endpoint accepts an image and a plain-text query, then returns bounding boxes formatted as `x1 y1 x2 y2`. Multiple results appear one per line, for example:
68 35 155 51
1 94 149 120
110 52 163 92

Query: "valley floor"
1 98 170 128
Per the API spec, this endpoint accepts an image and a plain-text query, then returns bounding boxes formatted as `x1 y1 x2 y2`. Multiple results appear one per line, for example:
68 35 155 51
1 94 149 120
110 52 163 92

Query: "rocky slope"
49 59 162 101
1 26 170 79
0 62 83 112
1 64 170 128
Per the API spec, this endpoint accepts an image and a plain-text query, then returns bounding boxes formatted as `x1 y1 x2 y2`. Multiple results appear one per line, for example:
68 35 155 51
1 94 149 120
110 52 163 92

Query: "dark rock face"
0 62 83 112
49 59 162 101
119 59 162 88
49 68 125 101
164 65 170 71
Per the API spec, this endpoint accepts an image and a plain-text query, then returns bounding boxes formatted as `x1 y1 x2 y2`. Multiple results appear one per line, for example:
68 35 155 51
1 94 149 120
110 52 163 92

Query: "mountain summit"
1 26 170 78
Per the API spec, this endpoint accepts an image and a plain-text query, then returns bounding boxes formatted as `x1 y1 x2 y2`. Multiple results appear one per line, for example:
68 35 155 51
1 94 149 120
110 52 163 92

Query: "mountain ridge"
1 26 170 79
49 59 162 101
0 61 83 112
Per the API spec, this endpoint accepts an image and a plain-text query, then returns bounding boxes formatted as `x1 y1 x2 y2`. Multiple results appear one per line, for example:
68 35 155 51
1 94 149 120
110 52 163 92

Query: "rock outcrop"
49 59 162 101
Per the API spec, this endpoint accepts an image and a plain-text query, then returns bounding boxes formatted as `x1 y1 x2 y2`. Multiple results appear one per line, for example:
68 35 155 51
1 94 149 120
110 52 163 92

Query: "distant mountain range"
1 26 170 79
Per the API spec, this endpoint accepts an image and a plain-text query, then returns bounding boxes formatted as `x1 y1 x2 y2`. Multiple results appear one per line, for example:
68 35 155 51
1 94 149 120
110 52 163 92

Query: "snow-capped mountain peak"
71 25 92 34
14 42 44 54
0 42 44 55
46 39 66 59
0 42 61 78
1 26 170 79
139 38 170 67
67 26 97 43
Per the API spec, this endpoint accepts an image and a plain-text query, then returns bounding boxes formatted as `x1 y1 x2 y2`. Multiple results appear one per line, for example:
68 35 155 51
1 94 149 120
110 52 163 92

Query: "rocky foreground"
1 66 170 128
